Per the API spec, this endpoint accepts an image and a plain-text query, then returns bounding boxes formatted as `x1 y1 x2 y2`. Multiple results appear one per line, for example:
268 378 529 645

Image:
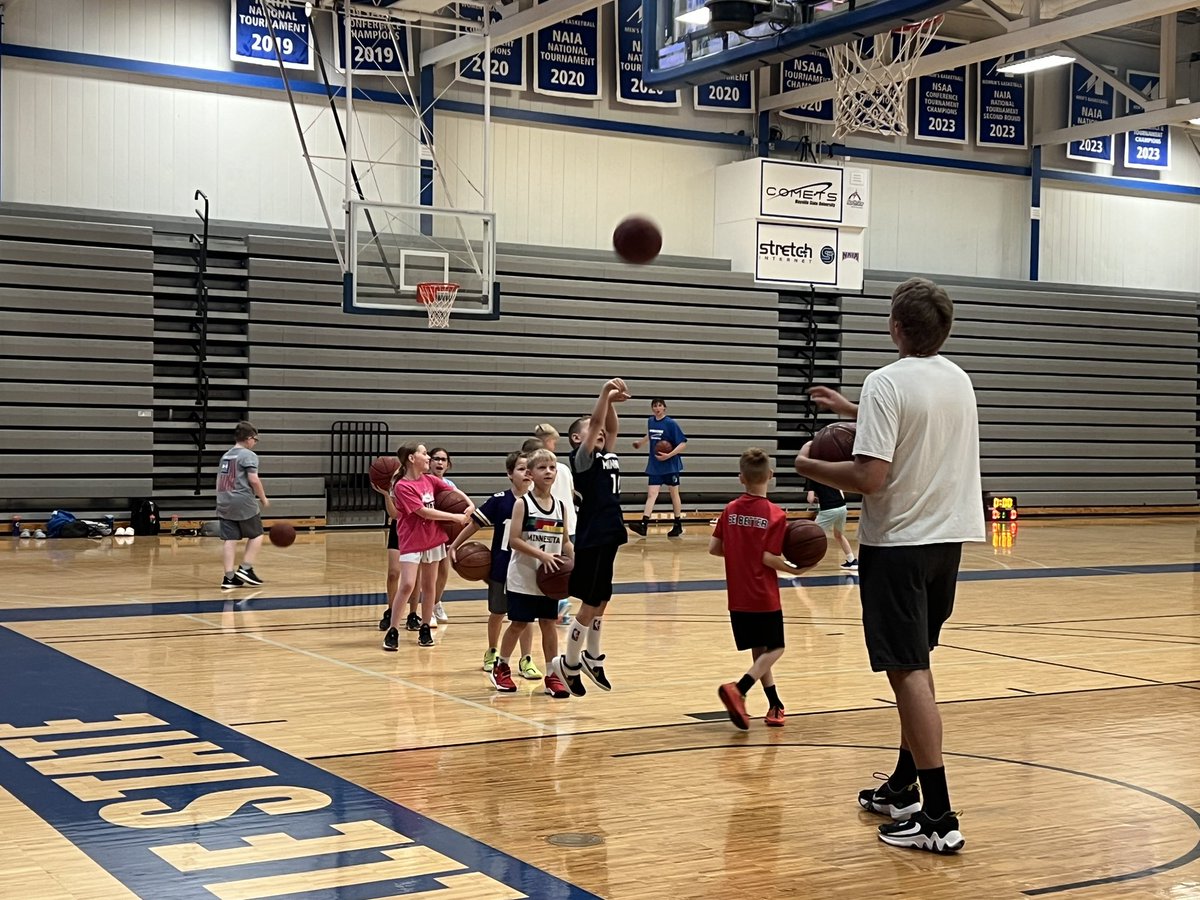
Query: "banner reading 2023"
230 0 312 69
535 0 601 100
1066 63 1116 163
913 37 967 144
458 4 526 90
1125 70 1169 171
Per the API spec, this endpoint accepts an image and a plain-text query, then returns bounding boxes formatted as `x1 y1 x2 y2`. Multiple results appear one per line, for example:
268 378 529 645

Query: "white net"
828 16 943 140
417 282 460 329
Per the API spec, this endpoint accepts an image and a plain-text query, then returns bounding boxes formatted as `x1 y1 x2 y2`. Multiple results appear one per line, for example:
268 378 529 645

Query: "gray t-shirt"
216 446 260 520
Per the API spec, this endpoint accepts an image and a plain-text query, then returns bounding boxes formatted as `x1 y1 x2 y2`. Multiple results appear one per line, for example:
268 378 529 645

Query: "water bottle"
11 515 20 539
171 515 179 535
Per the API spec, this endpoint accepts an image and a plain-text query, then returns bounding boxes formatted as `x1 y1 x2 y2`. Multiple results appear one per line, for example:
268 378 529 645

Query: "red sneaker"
490 661 517 692
544 673 570 699
718 683 750 730
765 706 786 727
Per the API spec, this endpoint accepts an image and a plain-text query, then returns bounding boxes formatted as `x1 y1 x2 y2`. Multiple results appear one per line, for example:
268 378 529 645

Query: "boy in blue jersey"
630 398 688 538
448 450 539 678
551 378 631 697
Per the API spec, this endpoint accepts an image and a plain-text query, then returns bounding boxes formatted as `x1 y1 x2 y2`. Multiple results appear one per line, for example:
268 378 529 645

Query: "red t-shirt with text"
392 474 451 554
714 493 788 612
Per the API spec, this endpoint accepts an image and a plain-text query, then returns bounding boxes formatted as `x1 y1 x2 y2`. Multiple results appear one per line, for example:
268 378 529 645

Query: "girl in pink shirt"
383 441 473 650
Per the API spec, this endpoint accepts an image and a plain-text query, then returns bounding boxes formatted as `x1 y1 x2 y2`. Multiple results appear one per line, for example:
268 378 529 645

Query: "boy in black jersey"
551 378 631 697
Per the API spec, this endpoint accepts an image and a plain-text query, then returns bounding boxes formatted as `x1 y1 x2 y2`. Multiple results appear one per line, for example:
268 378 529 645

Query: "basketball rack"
828 14 944 139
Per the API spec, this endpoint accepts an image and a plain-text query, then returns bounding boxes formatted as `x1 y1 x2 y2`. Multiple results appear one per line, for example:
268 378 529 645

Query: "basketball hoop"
416 282 459 329
828 15 943 140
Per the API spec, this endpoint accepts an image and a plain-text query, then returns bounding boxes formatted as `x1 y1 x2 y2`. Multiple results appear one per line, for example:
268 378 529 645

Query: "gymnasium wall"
3 0 1200 286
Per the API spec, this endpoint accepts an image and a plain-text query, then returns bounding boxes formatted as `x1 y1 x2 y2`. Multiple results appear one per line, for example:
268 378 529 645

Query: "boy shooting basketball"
551 378 630 697
794 277 985 854
710 448 794 729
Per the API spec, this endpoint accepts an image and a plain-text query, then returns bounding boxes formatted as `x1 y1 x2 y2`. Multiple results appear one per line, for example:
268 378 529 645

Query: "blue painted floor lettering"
0 627 597 899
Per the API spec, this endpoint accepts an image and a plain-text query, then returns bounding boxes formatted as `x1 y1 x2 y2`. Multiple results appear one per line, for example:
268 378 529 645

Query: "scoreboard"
984 494 1018 522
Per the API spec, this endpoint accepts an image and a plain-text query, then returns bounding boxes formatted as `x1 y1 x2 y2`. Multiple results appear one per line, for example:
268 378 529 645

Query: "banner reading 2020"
695 72 753 113
535 0 601 99
779 53 834 124
458 3 526 90
615 0 678 107
230 0 312 69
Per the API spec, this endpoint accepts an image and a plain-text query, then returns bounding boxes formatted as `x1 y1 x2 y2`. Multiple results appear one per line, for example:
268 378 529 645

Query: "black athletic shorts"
487 579 507 615
858 542 963 672
569 542 621 607
507 591 558 622
385 517 398 551
729 609 785 651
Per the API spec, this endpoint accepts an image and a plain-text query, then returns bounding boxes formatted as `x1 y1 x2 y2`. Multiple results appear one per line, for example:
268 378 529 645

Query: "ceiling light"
676 5 712 25
996 53 1076 75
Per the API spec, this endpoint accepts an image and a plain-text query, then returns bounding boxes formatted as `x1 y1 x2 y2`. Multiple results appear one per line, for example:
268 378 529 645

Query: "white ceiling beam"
1034 99 1200 144
420 0 604 69
1158 13 1177 103
1060 41 1159 107
759 0 1200 113
973 0 1018 28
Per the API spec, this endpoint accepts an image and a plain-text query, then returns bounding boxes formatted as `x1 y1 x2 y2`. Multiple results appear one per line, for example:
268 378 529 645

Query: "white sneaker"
434 601 449 623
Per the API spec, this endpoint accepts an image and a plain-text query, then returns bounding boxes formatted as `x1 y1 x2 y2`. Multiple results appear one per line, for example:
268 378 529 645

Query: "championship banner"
230 0 312 70
334 4 412 75
1124 70 1169 171
779 53 834 123
695 72 753 113
1066 63 1116 163
913 36 968 144
615 0 679 107
977 54 1027 149
535 1 601 99
458 4 526 90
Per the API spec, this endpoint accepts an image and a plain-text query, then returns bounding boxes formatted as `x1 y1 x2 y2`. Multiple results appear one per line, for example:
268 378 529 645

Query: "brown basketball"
655 439 673 455
613 215 662 265
369 455 400 491
435 489 469 539
808 421 858 463
452 541 492 582
536 557 575 601
782 520 827 571
269 522 296 548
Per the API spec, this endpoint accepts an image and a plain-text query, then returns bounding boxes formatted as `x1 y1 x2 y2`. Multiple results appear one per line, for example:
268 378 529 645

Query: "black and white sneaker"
417 624 435 647
878 810 964 854
553 655 586 697
221 573 245 590
858 778 922 818
581 652 612 691
841 559 859 572
405 612 421 632
236 565 264 586
378 607 392 632
382 626 399 651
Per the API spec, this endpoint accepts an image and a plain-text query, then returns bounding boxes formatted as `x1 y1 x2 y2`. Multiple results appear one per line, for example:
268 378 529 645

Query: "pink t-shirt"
392 474 451 554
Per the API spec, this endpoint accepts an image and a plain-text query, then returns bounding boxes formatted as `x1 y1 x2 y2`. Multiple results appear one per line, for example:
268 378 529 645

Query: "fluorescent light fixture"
996 53 1076 75
676 6 712 25
1189 117 1200 126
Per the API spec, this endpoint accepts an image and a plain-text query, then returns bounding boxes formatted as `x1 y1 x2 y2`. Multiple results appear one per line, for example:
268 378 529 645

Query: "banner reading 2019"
615 0 678 107
230 0 312 69
535 1 601 99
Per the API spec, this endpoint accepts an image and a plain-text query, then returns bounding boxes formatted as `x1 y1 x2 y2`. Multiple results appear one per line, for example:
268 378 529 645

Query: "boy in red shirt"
709 448 796 729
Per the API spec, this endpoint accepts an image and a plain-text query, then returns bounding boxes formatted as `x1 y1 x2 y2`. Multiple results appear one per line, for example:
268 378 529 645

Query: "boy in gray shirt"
216 421 270 589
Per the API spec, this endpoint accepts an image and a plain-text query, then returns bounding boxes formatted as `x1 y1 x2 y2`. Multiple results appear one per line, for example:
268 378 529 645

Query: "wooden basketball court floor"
1 517 1199 899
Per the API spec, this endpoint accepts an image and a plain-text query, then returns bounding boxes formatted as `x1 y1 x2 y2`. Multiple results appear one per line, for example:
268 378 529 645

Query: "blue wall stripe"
1042 167 1200 199
1 561 1197 625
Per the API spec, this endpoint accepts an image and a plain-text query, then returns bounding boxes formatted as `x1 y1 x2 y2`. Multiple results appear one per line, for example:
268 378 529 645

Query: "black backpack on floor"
131 499 161 535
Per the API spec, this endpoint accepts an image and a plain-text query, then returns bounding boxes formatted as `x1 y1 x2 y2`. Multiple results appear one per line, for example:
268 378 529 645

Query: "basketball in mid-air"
269 522 297 548
369 455 400 491
782 520 827 571
613 216 662 265
808 421 858 463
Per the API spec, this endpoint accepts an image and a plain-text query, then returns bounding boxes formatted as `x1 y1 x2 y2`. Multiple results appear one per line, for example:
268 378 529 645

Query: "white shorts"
398 544 448 565
814 506 848 533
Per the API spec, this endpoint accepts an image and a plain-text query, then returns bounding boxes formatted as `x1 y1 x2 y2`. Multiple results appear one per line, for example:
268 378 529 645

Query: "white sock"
585 617 603 660
564 620 587 668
